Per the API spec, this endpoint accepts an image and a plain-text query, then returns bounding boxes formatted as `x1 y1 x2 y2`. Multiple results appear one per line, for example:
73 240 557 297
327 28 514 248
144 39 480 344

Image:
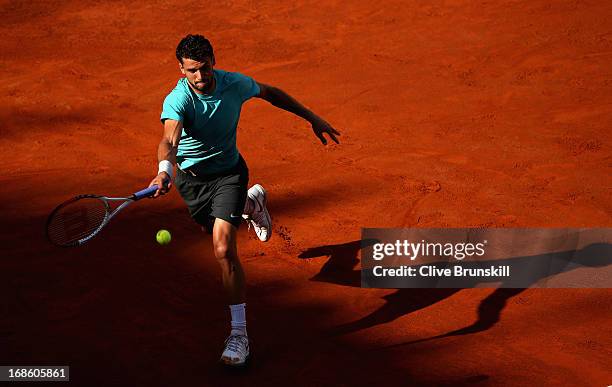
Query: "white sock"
229 303 247 337
243 196 255 216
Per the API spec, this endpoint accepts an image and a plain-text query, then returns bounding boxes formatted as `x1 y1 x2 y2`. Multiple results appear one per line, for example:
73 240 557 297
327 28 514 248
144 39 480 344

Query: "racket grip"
133 185 159 200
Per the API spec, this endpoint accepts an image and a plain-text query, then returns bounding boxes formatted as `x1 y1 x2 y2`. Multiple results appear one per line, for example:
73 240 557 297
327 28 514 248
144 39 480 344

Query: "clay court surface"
1 0 611 385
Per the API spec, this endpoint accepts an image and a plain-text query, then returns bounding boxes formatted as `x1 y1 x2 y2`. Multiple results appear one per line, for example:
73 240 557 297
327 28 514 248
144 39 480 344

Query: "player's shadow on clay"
298 241 612 343
298 240 462 336
298 239 377 287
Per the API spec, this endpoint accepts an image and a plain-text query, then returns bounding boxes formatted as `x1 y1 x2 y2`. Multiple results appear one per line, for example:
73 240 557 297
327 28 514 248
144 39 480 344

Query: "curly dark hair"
175 34 215 64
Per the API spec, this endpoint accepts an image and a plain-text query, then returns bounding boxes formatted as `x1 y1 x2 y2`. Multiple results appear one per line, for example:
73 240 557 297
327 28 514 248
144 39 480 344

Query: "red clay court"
1 1 610 385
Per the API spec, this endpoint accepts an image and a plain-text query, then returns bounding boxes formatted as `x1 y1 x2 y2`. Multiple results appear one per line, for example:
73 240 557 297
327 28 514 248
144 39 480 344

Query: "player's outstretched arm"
255 82 340 145
149 119 183 198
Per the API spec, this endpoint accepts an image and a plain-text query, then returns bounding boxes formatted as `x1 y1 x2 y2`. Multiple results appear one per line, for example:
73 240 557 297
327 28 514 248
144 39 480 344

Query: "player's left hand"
310 117 340 145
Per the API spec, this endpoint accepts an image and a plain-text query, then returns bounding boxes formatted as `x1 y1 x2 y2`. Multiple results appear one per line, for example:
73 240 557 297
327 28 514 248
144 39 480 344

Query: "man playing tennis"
148 34 340 367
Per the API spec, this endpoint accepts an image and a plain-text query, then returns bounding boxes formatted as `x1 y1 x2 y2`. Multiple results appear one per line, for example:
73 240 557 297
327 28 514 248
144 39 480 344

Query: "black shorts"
174 155 249 232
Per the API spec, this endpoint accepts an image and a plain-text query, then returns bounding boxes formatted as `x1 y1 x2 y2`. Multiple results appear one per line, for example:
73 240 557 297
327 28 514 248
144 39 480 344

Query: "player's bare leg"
212 218 245 304
212 218 250 366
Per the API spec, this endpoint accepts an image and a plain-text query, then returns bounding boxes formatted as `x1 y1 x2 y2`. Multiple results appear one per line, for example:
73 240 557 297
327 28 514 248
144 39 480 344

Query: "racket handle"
132 185 159 200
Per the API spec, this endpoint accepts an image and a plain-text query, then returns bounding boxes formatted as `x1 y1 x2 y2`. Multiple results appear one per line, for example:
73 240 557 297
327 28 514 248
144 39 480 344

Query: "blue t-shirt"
160 69 260 173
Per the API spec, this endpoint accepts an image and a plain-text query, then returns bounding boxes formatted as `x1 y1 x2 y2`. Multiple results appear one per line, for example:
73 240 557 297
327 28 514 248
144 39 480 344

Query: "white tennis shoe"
243 184 271 242
220 334 250 367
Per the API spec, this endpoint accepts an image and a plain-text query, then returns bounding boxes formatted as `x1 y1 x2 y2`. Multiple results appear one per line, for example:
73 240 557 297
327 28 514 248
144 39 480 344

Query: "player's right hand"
149 172 172 198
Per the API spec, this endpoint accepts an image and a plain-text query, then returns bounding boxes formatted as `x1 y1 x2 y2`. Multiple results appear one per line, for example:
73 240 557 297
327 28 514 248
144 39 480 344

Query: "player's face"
179 57 215 94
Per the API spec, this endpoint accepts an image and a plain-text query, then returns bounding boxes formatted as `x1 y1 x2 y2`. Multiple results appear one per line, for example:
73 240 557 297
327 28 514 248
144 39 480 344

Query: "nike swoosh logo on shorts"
230 214 241 218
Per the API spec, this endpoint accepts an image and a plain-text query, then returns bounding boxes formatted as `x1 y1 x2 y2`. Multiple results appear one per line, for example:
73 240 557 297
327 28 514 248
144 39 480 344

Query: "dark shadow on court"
298 240 462 336
381 243 612 347
1 210 447 386
298 239 378 287
299 240 612 341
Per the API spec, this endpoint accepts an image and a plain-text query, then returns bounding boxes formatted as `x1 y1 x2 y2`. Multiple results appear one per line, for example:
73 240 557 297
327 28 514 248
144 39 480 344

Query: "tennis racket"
46 185 160 247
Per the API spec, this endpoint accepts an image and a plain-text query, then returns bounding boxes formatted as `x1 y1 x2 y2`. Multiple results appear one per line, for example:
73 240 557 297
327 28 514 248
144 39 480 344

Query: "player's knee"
214 243 232 261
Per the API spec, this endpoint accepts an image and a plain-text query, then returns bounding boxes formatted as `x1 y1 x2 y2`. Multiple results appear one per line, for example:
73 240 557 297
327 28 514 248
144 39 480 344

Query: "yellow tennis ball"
156 229 171 245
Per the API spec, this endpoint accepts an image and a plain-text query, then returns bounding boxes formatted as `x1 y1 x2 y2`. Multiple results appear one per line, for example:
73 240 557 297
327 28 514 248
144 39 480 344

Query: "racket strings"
47 198 109 246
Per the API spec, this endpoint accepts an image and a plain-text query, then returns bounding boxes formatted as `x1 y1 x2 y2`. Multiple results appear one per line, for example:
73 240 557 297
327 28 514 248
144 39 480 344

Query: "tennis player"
148 34 340 366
